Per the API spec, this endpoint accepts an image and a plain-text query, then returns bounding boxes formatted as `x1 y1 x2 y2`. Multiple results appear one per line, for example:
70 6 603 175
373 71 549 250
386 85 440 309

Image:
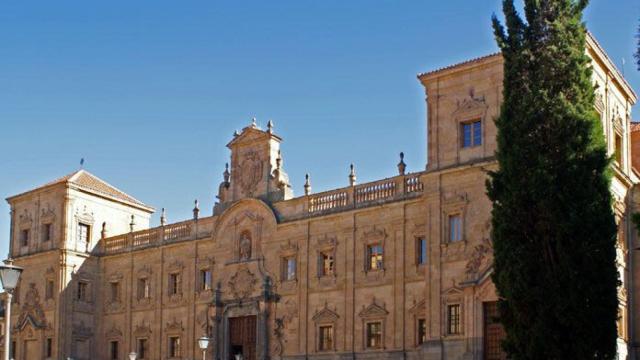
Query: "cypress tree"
487 1 620 359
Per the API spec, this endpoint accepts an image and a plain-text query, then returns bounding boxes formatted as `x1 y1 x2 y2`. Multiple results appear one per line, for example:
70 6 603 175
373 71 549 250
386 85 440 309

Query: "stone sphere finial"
160 208 167 226
129 215 136 233
223 163 230 184
251 117 258 128
193 199 200 220
267 119 274 134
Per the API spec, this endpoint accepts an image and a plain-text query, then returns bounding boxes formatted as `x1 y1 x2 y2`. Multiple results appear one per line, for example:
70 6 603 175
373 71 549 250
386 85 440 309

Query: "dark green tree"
487 1 620 358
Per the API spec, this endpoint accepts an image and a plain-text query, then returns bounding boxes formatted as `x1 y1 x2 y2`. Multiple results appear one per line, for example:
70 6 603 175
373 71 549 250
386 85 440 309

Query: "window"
367 244 384 270
20 229 29 247
46 338 53 358
319 252 334 277
77 281 88 302
110 282 120 302
46 280 54 300
615 133 623 164
447 304 461 335
416 237 427 265
448 214 462 243
42 223 52 242
109 340 119 360
318 325 333 351
168 336 181 358
462 120 482 148
282 257 296 281
78 223 90 247
138 277 151 300
169 273 181 295
11 341 15 359
366 321 383 349
200 269 212 291
417 318 427 345
137 338 149 359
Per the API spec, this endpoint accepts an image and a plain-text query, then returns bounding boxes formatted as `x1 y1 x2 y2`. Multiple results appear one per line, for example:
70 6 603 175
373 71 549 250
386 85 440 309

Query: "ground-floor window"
46 338 53 358
109 340 119 360
318 325 333 351
168 336 181 358
137 338 149 359
417 318 427 345
366 321 383 349
447 304 461 335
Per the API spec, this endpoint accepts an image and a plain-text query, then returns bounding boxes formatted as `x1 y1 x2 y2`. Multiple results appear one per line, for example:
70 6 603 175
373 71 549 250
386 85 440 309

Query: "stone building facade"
2 33 639 360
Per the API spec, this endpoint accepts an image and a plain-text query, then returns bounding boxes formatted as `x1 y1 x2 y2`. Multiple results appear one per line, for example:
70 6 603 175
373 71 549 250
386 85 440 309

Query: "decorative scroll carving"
166 318 184 333
137 265 153 278
228 267 257 299
464 237 493 280
358 298 389 319
167 260 184 273
312 302 339 323
105 324 123 339
40 205 56 222
19 209 33 226
238 150 264 195
134 321 152 337
271 318 284 358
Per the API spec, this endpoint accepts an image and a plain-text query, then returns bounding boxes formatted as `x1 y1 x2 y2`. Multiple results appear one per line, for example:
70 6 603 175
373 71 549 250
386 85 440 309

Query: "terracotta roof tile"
417 52 501 78
630 122 640 132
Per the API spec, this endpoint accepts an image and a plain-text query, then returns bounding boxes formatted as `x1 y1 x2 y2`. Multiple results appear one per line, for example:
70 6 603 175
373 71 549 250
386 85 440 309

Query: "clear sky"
1 1 638 258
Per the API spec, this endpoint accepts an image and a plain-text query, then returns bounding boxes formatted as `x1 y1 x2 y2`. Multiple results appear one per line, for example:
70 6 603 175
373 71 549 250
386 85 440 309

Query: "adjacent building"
2 33 638 360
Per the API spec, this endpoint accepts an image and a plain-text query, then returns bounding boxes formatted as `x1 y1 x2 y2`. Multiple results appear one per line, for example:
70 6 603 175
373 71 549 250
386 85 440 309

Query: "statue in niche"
239 232 252 260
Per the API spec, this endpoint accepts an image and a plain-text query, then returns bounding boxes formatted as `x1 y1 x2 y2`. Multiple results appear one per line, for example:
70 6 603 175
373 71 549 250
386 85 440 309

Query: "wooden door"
483 302 507 360
229 316 257 360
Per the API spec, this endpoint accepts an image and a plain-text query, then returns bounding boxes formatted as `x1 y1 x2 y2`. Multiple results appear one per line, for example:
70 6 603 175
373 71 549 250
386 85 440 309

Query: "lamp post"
128 352 137 360
0 259 23 360
197 336 210 360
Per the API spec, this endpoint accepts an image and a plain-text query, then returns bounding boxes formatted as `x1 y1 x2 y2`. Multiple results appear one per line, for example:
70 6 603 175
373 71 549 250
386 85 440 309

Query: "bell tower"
215 119 292 212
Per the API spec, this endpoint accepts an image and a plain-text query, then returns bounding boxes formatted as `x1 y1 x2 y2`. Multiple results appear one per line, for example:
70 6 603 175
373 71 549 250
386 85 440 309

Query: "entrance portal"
228 315 257 360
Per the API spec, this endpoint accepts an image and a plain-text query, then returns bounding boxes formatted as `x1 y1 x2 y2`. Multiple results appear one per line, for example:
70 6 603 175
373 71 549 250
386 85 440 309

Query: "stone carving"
228 267 257 300
238 151 263 195
134 321 152 337
166 318 184 333
167 260 184 273
239 232 252 260
72 321 93 338
196 309 209 332
271 317 285 358
16 283 46 329
19 209 33 225
105 324 123 339
465 237 493 279
358 298 389 319
40 205 56 222
282 298 298 324
137 265 153 278
312 302 339 323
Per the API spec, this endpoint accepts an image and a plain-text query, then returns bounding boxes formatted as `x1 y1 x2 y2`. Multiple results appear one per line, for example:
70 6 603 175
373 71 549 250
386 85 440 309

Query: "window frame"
448 214 463 243
77 281 89 302
461 119 482 148
447 304 462 335
42 223 53 243
416 237 427 265
318 324 334 352
417 318 427 345
168 272 181 296
365 321 383 349
199 269 212 291
168 336 181 358
20 229 29 247
109 340 119 360
367 244 384 271
137 337 149 360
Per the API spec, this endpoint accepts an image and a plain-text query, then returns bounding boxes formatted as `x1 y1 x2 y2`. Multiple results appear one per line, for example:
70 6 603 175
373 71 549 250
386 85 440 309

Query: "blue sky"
1 1 639 257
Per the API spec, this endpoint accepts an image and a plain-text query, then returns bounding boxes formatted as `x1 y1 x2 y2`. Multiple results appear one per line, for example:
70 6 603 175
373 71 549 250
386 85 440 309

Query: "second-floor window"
615 133 623 164
137 278 150 300
46 279 54 300
200 269 212 291
137 338 149 360
169 273 181 295
42 223 52 242
78 223 90 247
417 237 427 265
109 340 119 360
319 253 334 276
367 244 384 271
110 282 120 302
462 120 482 148
449 214 462 243
77 281 88 302
20 229 29 247
282 257 296 281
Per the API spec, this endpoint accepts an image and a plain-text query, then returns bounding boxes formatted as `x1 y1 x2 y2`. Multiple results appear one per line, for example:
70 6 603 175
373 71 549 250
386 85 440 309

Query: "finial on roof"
267 119 274 134
160 208 167 226
101 221 107 239
397 152 406 175
223 163 230 185
193 199 200 220
304 173 311 196
129 215 135 233
80 158 85 169
234 130 240 137
251 117 258 128
349 164 357 186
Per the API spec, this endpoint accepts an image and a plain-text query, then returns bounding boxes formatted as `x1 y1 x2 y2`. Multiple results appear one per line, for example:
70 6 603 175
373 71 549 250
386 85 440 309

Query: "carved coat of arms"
238 151 263 195
228 267 257 299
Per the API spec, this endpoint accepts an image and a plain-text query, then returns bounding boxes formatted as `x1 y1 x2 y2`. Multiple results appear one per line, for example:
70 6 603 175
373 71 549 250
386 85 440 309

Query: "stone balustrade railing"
100 217 214 255
306 173 424 216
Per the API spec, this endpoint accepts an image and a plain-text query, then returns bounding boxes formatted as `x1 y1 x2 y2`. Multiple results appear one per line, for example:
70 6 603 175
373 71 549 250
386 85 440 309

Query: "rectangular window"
20 229 29 247
137 338 148 360
11 341 15 359
138 277 150 299
78 223 90 245
77 281 88 301
109 340 119 360
46 338 53 358
366 321 383 349
282 257 296 281
110 282 120 302
447 304 461 335
320 252 334 276
449 214 462 243
169 273 181 295
42 223 52 242
367 244 384 270
417 237 427 265
46 280 54 300
462 120 482 148
615 133 623 164
200 269 212 291
169 336 181 358
318 325 333 351
417 318 427 345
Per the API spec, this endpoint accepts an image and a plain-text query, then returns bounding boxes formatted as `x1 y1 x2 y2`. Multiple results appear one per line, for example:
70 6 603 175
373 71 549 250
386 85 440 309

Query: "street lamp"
197 336 210 360
0 259 23 360
128 352 137 360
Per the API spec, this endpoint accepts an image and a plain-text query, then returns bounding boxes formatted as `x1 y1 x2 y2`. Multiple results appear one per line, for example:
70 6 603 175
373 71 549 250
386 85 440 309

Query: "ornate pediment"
107 271 124 283
167 260 184 273
279 240 298 255
16 283 46 330
409 298 426 315
228 267 257 300
452 90 488 117
19 209 33 226
45 267 55 277
362 226 386 243
443 191 468 205
312 302 339 323
137 265 153 278
166 318 184 333
134 321 152 337
316 234 337 250
358 298 389 319
105 324 123 339
197 256 215 269
40 204 56 222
